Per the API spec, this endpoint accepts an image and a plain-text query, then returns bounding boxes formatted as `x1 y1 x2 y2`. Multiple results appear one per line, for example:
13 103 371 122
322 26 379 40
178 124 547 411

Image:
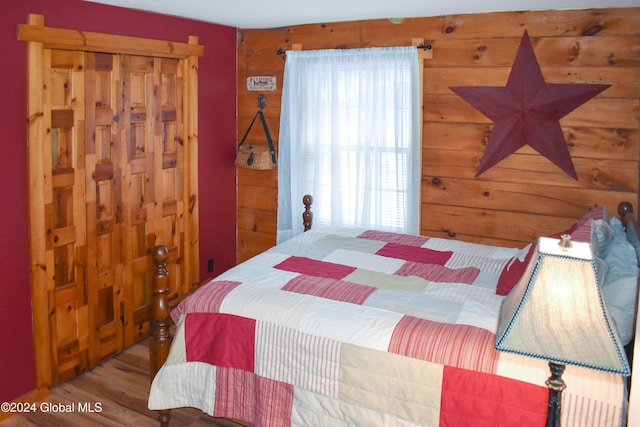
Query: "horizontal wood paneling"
237 7 640 261
424 96 639 128
424 122 639 160
426 67 640 98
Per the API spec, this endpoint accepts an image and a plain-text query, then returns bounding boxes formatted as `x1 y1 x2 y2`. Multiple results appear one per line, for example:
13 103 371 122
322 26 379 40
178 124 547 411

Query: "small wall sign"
247 76 277 91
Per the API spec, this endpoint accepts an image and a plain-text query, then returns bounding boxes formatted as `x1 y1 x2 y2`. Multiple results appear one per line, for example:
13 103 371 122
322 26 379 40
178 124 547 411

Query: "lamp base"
545 361 567 427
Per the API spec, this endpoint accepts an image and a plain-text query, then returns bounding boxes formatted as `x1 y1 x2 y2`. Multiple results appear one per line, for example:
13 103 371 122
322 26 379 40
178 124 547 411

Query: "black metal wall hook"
258 94 267 110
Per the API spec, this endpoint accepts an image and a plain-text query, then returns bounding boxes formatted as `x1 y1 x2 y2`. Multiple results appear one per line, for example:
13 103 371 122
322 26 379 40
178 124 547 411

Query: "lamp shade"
495 237 630 376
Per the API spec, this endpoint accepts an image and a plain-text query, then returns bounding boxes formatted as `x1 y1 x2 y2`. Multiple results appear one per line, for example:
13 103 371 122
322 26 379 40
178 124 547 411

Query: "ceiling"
85 0 640 29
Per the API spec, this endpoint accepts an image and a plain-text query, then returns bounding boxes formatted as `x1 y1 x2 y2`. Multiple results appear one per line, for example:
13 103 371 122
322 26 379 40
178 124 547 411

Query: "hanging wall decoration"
450 30 610 180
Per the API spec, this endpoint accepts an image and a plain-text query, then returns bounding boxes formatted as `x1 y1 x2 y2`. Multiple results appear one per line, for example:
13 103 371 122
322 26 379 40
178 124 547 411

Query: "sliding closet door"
118 55 187 348
36 50 190 385
23 15 201 391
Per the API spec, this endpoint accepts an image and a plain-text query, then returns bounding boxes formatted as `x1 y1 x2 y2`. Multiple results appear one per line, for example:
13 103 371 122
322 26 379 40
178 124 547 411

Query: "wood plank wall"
236 7 640 263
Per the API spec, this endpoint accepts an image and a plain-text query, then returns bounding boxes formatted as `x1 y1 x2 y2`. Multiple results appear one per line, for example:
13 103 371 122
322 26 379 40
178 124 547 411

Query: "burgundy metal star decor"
450 30 610 179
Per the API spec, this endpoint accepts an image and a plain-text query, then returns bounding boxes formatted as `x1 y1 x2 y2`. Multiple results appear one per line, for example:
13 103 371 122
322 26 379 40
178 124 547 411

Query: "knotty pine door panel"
85 52 124 368
119 55 186 347
48 49 88 384
41 50 188 385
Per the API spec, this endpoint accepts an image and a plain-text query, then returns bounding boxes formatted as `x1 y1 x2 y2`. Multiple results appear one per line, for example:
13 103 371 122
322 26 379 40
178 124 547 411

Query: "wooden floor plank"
0 340 242 427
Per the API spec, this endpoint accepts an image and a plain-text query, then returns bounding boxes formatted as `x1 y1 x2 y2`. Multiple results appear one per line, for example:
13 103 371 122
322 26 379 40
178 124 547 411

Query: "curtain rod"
276 43 432 56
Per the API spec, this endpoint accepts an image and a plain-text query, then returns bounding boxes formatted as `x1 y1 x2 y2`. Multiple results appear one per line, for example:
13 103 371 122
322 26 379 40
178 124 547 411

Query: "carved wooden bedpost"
303 194 313 231
150 245 171 427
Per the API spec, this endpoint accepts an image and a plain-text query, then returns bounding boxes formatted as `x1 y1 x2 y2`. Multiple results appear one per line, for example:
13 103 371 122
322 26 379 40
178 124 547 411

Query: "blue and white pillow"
597 217 639 345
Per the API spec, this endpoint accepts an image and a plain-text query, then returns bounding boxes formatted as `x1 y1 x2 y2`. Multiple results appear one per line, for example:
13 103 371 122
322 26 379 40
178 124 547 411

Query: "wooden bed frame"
149 197 639 427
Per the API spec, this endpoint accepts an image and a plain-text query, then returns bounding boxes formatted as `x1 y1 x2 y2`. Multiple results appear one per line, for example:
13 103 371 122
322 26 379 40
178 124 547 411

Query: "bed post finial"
619 202 639 241
619 202 633 220
303 194 313 231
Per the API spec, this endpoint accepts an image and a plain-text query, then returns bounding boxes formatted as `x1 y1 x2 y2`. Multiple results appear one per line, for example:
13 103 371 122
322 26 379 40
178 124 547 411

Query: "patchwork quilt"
148 229 625 426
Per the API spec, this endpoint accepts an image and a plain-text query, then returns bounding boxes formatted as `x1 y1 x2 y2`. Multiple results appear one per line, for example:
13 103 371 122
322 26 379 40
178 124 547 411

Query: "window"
278 47 420 243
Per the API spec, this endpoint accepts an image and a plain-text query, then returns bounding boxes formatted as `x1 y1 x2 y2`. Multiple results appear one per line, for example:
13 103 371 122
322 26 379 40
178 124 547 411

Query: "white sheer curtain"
277 47 421 243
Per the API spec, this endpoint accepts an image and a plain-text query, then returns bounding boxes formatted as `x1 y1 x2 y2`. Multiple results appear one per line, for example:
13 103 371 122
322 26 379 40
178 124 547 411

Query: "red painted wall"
1 0 237 403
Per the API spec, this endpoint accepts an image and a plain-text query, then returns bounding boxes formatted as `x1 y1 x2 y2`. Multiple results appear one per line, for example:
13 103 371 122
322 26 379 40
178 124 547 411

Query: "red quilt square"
377 242 453 265
214 367 294 427
395 262 479 284
185 313 255 372
388 316 497 373
282 274 376 304
358 230 429 246
275 256 356 279
440 366 547 427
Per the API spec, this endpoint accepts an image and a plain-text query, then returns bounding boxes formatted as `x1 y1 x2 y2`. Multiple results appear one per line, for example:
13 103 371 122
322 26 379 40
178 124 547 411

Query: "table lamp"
495 235 630 426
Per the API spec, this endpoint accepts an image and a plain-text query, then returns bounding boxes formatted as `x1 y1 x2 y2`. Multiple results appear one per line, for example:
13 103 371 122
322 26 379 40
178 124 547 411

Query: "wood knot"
569 42 581 61
582 24 602 36
615 128 628 139
447 231 456 238
477 45 487 52
431 177 442 186
483 191 490 197
444 26 455 34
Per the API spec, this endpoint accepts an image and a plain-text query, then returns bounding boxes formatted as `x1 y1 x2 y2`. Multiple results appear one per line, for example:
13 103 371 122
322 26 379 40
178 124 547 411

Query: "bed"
147 196 640 427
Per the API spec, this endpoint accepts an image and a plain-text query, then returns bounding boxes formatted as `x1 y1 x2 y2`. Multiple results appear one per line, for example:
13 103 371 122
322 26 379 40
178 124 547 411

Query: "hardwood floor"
0 340 242 427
